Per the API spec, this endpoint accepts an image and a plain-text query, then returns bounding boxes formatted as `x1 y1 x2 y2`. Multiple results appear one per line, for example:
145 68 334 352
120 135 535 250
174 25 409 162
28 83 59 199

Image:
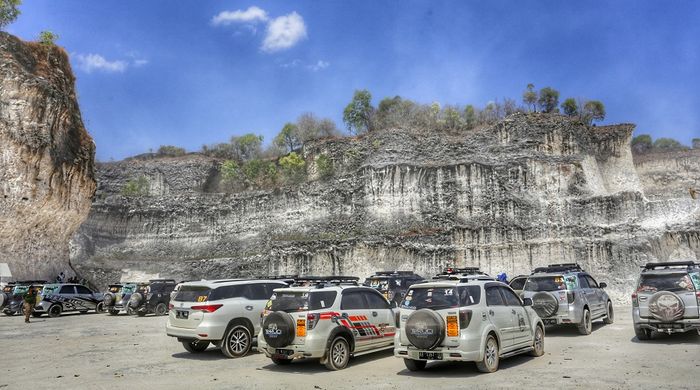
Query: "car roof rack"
292 276 360 288
149 279 176 283
372 271 420 276
642 261 700 271
532 263 584 274
15 280 48 285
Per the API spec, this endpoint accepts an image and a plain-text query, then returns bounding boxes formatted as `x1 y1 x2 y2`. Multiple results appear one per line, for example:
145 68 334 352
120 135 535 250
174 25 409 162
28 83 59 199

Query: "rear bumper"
540 305 581 325
395 331 483 362
633 308 700 333
257 333 327 359
166 321 225 341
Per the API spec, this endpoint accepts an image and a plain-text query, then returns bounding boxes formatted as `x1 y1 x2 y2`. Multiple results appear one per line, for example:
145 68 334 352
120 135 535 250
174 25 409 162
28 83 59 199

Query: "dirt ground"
0 307 697 389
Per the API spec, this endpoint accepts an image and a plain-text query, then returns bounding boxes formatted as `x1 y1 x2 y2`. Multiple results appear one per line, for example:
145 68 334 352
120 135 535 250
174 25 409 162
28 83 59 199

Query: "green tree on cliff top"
0 0 21 30
343 89 374 135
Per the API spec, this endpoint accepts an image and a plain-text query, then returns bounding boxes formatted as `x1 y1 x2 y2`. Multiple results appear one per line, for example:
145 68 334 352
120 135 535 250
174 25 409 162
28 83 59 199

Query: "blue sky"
7 1 700 160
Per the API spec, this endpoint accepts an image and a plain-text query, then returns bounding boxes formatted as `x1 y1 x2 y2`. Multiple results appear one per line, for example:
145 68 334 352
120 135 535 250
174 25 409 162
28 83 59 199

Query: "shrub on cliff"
581 100 605 125
242 159 278 187
274 123 302 153
343 89 374 135
157 145 186 157
38 30 58 46
561 98 578 117
279 152 306 183
121 176 149 197
537 87 559 113
316 154 334 179
632 134 653 154
0 0 21 30
653 137 687 151
522 83 537 112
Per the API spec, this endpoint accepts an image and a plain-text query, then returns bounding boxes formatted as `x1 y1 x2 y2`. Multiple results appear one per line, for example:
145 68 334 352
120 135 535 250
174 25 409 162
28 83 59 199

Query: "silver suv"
522 263 613 335
258 276 396 370
395 274 544 373
633 261 700 340
166 279 288 358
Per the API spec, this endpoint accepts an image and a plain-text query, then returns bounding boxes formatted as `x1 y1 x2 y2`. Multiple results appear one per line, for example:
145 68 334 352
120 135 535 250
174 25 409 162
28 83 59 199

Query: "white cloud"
307 60 329 71
74 54 128 73
212 6 268 26
262 12 307 52
133 59 149 67
280 59 302 68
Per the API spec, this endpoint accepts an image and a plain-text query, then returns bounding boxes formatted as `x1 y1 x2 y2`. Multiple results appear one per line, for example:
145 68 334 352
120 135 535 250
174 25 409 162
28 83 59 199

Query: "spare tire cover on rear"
263 311 296 348
0 292 6 308
103 293 114 305
532 292 559 318
649 291 685 322
405 309 445 350
129 292 143 307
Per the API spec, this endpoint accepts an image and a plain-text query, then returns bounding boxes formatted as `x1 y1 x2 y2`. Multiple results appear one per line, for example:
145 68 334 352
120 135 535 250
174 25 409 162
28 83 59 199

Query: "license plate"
543 319 557 325
418 352 442 360
275 349 293 356
176 310 189 319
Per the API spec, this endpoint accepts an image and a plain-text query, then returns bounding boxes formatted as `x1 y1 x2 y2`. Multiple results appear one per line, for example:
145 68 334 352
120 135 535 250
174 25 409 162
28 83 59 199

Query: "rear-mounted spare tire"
405 309 445 350
649 291 685 322
263 311 296 348
129 292 143 308
532 292 558 318
103 293 114 306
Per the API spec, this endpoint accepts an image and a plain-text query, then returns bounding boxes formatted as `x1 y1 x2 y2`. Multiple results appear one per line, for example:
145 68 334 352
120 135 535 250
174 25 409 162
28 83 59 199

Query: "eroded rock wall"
0 32 96 280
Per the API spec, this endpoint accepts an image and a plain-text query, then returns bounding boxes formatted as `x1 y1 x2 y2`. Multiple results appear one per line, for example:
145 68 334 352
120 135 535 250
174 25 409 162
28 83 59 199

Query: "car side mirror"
522 298 533 306
599 282 607 289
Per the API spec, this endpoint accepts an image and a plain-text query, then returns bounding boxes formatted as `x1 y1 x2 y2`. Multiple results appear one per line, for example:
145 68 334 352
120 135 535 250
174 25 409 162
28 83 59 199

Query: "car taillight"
631 292 638 307
395 311 400 328
446 315 459 337
459 309 472 329
567 291 575 304
168 303 174 310
696 291 700 305
190 304 223 313
307 313 319 330
296 319 306 337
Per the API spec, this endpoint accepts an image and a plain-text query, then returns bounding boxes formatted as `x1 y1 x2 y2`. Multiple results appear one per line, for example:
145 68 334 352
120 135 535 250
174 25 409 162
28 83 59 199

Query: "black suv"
364 271 424 307
0 282 16 310
129 279 177 316
2 280 46 316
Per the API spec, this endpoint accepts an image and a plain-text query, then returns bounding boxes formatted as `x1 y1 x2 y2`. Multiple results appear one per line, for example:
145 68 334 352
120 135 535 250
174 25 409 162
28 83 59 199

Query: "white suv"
257 276 396 370
395 275 545 373
166 279 288 358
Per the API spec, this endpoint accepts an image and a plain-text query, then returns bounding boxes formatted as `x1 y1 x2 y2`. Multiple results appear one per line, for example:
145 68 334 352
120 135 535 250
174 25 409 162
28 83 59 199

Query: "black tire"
136 310 147 317
126 306 135 316
271 357 292 365
262 311 296 348
48 304 62 318
324 337 350 370
154 303 168 316
405 309 445 350
635 327 652 341
476 334 499 373
529 325 545 357
220 325 252 358
182 340 210 353
95 302 105 313
32 312 42 318
108 309 119 316
404 358 427 371
577 308 592 335
603 301 614 324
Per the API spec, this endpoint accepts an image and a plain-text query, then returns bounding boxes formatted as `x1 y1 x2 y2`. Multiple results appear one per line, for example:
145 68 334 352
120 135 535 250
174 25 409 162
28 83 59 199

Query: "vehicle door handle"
245 306 253 311
639 296 647 301
372 311 378 317
489 310 494 316
511 309 517 315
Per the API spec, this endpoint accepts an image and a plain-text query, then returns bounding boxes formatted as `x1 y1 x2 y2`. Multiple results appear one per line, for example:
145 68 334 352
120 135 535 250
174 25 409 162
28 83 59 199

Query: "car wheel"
577 308 592 335
221 325 252 358
182 340 210 353
324 337 350 370
529 326 545 357
48 304 62 318
635 327 652 341
476 334 499 373
404 359 427 371
603 301 614 324
271 357 292 365
108 309 119 316
154 303 168 316
95 302 105 313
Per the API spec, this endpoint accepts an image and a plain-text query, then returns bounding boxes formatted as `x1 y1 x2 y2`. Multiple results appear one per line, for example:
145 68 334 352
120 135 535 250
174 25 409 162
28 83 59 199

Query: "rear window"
366 278 391 291
401 286 481 310
108 286 121 293
509 278 527 290
524 275 577 292
637 273 696 293
174 286 211 302
267 291 337 313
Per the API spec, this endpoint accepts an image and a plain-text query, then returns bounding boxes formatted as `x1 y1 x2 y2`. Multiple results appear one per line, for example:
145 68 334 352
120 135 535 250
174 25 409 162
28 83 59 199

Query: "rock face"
0 33 96 280
71 113 699 303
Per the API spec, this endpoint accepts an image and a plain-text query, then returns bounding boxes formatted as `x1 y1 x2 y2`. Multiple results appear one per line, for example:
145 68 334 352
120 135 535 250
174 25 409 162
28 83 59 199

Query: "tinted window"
264 283 286 297
75 286 92 294
269 291 337 312
585 276 598 289
524 275 577 291
578 277 590 288
175 286 211 302
637 273 695 293
364 291 390 309
509 277 527 290
59 286 75 294
500 287 522 306
401 287 459 310
458 286 481 306
485 287 505 306
340 292 367 310
247 284 272 300
209 285 246 301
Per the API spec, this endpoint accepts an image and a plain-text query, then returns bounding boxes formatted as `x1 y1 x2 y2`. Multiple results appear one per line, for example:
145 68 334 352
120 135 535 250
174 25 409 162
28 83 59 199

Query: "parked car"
0 282 16 310
33 284 104 317
632 261 700 340
166 278 288 358
521 263 613 335
363 271 424 307
129 279 177 317
395 274 544 373
103 283 138 315
434 267 492 280
258 276 396 370
2 281 45 316
509 275 528 296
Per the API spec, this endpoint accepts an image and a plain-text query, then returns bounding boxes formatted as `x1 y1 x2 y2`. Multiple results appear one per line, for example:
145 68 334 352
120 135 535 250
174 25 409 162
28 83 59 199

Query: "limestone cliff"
71 114 699 303
0 32 96 280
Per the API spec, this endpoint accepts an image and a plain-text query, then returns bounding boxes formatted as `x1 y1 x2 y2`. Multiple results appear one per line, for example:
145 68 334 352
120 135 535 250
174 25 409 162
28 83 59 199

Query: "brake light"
190 304 223 313
459 309 472 329
307 313 320 330
296 319 306 337
567 291 575 304
631 292 638 307
168 303 174 310
696 291 700 305
446 315 459 337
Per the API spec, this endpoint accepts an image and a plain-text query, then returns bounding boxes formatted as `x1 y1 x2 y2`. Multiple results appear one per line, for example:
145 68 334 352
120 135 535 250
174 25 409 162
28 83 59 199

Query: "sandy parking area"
0 307 697 389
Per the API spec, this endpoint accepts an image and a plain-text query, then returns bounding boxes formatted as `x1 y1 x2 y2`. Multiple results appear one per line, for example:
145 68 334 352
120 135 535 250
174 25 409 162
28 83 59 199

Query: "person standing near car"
23 285 38 323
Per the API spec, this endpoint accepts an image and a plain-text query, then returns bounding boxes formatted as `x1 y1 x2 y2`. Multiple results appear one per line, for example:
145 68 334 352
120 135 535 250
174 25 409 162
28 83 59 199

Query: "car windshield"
174 285 211 302
637 273 696 293
366 278 391 291
524 275 576 292
401 286 480 310
268 291 337 312
122 285 137 293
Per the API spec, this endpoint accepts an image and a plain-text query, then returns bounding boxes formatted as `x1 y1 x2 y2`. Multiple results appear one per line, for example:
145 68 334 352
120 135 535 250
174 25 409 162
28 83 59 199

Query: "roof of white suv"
180 279 286 288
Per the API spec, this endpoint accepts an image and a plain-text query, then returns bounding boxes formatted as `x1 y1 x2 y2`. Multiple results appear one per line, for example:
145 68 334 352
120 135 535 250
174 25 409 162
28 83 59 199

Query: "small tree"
463 105 476 129
157 145 186 157
582 100 605 125
537 87 559 113
653 138 685 151
121 176 149 197
561 98 578 117
523 83 537 112
343 89 374 135
0 0 21 30
631 134 653 154
38 30 59 46
315 154 334 179
230 133 263 161
274 123 301 153
279 152 306 183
